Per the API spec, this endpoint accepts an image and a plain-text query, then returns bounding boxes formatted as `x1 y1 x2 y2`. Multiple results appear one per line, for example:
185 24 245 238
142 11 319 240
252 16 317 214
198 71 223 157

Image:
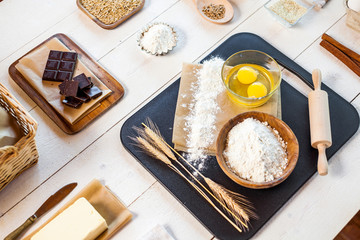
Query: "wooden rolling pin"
308 69 332 176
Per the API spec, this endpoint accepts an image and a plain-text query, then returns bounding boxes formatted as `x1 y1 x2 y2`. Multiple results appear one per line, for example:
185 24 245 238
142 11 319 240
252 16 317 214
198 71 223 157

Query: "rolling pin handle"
312 69 322 90
317 143 328 176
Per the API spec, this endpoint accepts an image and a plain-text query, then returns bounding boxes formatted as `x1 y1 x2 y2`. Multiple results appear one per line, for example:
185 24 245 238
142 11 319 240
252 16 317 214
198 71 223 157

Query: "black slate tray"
120 33 359 240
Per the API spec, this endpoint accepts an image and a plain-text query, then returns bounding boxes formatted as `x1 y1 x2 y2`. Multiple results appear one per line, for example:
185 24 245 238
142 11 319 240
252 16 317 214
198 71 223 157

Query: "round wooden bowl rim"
216 111 299 189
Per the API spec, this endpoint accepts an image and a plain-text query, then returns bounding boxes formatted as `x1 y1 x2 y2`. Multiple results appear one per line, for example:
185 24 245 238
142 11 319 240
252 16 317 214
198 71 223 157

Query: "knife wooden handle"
4 215 37 240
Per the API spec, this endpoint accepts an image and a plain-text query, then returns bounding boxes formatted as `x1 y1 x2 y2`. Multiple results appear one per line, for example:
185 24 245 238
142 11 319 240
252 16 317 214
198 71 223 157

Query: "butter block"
31 197 108 240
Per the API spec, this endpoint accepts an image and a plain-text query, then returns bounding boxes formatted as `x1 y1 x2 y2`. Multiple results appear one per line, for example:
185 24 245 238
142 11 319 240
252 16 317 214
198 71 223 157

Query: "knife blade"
4 182 77 240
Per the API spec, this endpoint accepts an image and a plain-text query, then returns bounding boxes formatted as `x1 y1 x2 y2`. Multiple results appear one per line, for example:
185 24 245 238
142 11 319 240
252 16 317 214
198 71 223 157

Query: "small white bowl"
265 0 313 27
137 22 177 56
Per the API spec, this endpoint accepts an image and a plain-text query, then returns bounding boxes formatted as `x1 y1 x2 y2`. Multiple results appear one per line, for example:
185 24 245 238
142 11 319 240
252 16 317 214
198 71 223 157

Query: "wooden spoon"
194 0 234 24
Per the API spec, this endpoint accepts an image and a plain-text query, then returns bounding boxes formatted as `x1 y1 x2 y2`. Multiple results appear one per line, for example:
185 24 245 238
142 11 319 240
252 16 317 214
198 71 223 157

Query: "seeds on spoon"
202 4 226 20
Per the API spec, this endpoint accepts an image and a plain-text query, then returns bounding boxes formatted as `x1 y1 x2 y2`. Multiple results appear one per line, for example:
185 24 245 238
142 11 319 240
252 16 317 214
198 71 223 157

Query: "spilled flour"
184 57 225 169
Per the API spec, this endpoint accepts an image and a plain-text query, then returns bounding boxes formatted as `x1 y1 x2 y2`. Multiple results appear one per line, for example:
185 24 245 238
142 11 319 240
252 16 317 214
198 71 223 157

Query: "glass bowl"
264 0 313 27
221 50 281 107
345 0 360 32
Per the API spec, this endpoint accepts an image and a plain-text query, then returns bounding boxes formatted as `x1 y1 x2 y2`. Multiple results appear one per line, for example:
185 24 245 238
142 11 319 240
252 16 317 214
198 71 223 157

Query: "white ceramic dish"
137 22 177 56
265 0 313 27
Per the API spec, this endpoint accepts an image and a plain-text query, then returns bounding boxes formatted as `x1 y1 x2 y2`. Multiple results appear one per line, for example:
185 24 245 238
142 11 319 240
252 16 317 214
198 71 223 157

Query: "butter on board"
31 197 108 240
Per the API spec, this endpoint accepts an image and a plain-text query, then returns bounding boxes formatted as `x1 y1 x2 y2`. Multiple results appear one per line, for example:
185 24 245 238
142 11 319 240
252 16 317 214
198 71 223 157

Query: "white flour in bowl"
224 118 288 182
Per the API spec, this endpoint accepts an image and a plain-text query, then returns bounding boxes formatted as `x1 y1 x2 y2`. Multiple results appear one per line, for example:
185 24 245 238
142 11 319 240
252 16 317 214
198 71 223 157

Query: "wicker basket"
0 83 38 191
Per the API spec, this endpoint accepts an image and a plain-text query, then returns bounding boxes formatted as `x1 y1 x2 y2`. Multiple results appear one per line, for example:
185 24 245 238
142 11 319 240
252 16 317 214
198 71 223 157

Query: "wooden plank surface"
0 0 359 239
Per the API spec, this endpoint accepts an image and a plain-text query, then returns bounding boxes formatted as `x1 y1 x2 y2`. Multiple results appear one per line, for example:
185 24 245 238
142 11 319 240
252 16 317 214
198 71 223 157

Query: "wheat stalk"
143 118 177 161
132 136 172 165
168 141 257 229
205 177 258 230
132 135 243 233
141 120 257 231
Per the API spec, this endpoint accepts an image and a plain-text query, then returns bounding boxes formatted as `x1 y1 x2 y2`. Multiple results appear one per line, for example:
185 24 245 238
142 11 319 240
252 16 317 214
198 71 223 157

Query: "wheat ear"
205 177 257 230
141 121 256 230
132 136 172 165
132 135 243 233
143 118 177 161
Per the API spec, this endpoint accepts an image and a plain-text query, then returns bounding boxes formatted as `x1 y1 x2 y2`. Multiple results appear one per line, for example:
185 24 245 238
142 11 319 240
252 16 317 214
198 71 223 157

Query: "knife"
4 182 77 240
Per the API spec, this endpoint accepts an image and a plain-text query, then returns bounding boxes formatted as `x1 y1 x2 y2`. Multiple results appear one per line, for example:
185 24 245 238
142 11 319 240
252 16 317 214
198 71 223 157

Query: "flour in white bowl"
224 118 288 182
139 23 177 55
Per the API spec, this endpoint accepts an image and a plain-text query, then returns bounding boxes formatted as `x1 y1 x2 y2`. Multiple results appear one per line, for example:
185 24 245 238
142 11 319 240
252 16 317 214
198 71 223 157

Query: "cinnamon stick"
320 40 360 78
322 33 360 63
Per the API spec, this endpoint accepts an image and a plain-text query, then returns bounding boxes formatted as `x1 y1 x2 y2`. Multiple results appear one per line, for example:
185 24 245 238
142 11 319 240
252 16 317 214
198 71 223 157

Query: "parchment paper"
15 38 112 125
23 179 132 240
172 63 282 155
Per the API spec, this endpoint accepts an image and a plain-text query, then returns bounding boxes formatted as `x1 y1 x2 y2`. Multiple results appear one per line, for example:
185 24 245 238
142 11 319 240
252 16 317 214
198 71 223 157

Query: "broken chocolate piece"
62 97 83 109
83 86 102 99
86 77 93 88
59 81 66 95
74 90 91 103
61 80 79 97
42 50 78 82
73 73 92 89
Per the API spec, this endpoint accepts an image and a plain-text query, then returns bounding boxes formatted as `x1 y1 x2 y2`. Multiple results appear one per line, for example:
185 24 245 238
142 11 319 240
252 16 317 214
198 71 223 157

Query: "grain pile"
202 4 226 20
269 0 307 24
80 0 142 25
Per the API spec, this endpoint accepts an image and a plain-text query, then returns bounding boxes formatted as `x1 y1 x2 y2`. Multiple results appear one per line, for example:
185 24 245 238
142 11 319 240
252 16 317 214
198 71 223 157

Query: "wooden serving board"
9 33 124 134
76 0 145 29
120 33 359 240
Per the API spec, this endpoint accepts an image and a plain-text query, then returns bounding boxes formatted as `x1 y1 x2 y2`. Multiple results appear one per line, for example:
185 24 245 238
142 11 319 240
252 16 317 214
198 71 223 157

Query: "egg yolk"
247 82 268 98
237 66 258 84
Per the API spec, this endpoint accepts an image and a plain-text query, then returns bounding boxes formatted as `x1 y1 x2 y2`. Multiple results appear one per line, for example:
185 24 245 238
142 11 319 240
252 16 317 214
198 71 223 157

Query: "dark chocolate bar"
42 50 78 82
83 86 102 99
62 97 83 108
73 73 92 89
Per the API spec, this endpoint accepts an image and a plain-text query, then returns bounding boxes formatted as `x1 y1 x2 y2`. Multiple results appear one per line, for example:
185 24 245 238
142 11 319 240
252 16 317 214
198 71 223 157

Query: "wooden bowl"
76 0 145 29
216 111 299 189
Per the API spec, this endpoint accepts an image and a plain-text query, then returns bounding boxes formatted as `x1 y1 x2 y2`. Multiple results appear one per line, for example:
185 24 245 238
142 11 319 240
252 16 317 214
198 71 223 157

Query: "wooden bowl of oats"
216 111 299 189
77 0 145 29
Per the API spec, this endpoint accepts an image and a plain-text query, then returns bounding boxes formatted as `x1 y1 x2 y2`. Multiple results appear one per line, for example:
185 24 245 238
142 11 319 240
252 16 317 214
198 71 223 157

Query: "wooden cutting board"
9 33 124 134
120 33 359 240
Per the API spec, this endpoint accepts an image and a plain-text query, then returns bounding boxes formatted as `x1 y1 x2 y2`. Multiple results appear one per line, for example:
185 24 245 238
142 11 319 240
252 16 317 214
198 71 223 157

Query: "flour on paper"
184 57 225 169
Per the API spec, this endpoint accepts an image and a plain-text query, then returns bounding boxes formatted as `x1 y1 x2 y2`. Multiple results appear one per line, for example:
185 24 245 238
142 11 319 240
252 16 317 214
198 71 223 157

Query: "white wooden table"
0 0 359 239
